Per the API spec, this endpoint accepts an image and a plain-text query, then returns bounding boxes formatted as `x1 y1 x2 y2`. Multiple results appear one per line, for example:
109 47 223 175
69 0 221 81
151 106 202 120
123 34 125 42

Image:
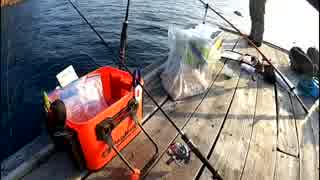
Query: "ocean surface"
1 0 318 161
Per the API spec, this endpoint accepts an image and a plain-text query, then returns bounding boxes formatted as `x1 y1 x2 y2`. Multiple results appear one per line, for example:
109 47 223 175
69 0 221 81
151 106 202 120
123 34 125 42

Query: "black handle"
96 98 138 141
119 21 128 65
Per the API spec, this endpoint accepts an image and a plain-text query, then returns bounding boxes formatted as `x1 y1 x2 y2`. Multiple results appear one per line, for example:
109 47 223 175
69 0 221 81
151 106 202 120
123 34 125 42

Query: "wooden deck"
21 32 319 180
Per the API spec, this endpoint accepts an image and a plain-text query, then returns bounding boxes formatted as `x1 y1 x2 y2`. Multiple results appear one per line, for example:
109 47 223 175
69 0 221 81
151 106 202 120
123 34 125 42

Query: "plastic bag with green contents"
161 24 223 100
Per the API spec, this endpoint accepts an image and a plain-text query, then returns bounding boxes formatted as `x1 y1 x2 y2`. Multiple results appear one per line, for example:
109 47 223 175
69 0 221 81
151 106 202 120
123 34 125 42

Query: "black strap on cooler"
95 99 159 176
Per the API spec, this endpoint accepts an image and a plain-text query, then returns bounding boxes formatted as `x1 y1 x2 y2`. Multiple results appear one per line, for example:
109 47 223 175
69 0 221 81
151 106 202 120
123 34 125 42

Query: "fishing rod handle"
181 134 223 180
119 21 128 65
202 3 209 24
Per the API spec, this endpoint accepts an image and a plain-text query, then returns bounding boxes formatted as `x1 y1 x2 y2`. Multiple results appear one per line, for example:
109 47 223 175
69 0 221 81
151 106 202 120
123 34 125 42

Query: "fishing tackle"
66 0 222 179
198 0 309 114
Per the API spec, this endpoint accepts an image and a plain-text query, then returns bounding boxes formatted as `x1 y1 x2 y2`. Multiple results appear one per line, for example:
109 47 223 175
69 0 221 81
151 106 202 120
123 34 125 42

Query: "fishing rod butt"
119 21 128 66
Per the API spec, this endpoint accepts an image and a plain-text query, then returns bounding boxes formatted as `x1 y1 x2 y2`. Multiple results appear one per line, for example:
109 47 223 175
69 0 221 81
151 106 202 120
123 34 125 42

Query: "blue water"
1 0 318 161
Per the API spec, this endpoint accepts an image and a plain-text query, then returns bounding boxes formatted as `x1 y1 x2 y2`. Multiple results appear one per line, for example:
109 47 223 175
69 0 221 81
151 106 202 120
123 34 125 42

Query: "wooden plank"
241 78 277 180
142 74 169 122
276 89 299 156
198 38 257 180
226 40 299 179
142 33 241 180
292 95 319 180
219 32 242 51
227 39 302 180
309 101 319 170
145 60 241 180
274 50 316 109
298 104 319 180
142 56 170 118
308 101 319 172
86 57 226 179
273 43 318 180
274 152 299 180
199 68 258 180
220 27 290 54
85 89 217 179
22 152 86 180
234 43 277 180
1 135 54 180
260 44 300 180
86 32 239 180
260 44 299 156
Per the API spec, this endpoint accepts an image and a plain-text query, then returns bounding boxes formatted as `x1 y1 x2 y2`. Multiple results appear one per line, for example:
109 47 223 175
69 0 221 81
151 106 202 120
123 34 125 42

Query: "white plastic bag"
59 75 108 122
161 24 223 100
77 75 108 120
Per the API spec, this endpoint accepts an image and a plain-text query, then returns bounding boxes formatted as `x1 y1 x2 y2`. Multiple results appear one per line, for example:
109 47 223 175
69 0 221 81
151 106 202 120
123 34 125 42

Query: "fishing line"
66 0 222 179
198 0 309 114
65 0 308 179
67 0 120 66
78 52 104 68
66 0 174 126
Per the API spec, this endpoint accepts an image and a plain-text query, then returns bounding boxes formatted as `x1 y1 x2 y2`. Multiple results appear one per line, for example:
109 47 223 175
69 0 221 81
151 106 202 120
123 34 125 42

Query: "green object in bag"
43 91 51 112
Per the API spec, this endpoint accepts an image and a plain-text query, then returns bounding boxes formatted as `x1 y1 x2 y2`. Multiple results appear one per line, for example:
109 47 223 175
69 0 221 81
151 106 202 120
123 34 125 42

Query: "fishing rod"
66 0 222 179
119 0 130 66
199 0 309 114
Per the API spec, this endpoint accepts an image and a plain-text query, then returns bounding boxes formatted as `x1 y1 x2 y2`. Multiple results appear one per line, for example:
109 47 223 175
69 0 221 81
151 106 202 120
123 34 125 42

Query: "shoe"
247 35 253 40
247 35 262 47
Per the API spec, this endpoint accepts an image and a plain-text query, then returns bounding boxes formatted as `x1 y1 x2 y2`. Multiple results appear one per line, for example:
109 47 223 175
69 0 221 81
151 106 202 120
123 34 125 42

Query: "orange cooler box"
51 66 143 171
